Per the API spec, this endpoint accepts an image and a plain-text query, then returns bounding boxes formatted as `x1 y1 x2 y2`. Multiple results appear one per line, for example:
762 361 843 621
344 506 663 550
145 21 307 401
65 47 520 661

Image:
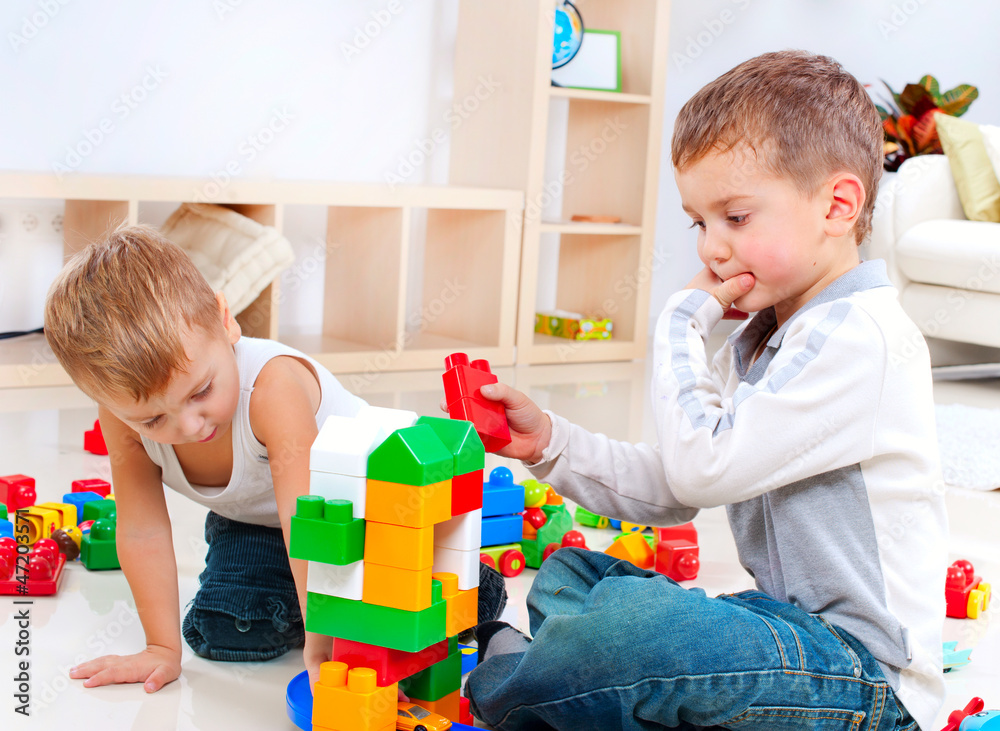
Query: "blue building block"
62 492 104 524
459 643 478 675
482 467 523 518
482 514 523 547
0 519 12 539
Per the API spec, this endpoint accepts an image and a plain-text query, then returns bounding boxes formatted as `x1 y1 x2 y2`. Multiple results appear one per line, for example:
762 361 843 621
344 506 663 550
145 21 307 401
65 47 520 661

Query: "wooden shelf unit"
451 0 670 364
0 174 523 389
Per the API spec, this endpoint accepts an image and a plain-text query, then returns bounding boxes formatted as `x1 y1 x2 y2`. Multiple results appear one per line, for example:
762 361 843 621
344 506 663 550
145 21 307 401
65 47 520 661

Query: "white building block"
309 472 367 520
434 508 482 552
310 415 387 477
356 404 418 434
307 559 364 601
433 545 480 591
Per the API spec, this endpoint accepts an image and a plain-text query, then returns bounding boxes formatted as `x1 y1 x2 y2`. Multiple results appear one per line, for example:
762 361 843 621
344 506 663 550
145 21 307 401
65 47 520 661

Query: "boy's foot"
474 620 531 664
459 562 509 644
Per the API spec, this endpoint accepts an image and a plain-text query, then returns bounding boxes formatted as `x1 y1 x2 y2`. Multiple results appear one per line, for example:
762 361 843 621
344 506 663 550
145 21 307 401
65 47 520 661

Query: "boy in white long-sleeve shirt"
463 50 947 731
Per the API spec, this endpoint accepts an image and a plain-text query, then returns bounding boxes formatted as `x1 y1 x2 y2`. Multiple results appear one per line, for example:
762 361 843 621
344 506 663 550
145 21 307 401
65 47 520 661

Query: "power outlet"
0 202 64 242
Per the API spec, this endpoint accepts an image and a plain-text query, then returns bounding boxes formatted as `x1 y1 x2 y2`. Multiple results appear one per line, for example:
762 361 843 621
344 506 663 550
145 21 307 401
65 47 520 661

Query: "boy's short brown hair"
671 50 883 243
44 224 221 403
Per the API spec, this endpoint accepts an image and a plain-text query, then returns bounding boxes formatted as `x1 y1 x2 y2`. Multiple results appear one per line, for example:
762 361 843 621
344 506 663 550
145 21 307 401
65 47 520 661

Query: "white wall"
1 0 998 336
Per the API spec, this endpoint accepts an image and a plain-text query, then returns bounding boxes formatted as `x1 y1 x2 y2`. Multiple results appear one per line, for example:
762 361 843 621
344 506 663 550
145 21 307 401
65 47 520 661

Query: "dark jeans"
182 512 304 662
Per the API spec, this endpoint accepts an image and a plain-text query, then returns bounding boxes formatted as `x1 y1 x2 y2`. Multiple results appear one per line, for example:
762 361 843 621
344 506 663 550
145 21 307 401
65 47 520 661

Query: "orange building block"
434 572 478 637
363 562 433 612
604 532 655 569
363 521 433 570
408 689 461 722
312 662 397 731
365 478 451 529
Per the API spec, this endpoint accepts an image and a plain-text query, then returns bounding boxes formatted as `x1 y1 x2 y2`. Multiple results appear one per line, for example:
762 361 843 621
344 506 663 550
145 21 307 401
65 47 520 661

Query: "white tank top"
141 336 366 527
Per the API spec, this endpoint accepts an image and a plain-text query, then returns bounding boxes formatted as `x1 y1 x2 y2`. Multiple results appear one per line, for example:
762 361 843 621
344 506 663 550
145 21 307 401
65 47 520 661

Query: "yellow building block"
364 521 434 570
408 689 461 722
604 532 655 569
35 502 77 529
365 478 451 529
313 662 397 731
363 562 433 612
18 506 59 545
434 572 478 637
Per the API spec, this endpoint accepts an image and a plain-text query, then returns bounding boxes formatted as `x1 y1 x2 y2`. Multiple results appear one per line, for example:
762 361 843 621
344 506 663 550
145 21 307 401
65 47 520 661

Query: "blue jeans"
466 548 917 731
182 512 304 662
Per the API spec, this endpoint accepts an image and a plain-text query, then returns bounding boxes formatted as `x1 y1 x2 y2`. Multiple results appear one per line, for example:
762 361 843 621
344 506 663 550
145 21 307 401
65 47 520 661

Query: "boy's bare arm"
250 357 330 688
70 406 182 692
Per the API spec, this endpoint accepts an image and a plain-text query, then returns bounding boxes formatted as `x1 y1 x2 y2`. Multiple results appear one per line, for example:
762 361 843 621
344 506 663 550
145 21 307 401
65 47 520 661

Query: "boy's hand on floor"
69 644 181 692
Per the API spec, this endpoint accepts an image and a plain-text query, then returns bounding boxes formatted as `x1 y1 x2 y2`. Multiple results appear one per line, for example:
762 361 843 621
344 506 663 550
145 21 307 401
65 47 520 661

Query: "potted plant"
874 75 978 172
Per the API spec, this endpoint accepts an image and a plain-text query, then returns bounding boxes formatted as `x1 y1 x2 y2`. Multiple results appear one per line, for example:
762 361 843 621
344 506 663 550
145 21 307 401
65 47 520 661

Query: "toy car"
397 701 452 731
946 560 992 619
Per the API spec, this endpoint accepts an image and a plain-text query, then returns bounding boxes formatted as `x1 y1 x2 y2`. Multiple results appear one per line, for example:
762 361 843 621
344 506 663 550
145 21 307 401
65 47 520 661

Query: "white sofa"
867 154 1000 350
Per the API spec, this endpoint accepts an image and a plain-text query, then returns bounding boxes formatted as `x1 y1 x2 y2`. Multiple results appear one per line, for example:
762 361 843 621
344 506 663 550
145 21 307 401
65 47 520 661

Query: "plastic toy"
80 518 119 570
943 641 973 672
946 559 992 619
84 418 108 455
0 537 67 596
655 539 700 581
442 353 511 453
605 532 655 569
50 528 81 560
941 698 1000 730
71 478 112 498
290 497 365 566
1 475 36 512
312 662 397 731
397 701 453 731
332 637 449 687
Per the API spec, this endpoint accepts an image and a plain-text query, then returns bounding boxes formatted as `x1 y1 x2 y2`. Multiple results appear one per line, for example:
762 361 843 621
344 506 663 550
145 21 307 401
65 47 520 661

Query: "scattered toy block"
307 559 365 602
442 353 511 453
481 467 522 518
362 561 433 612
655 539 700 581
72 478 111 498
0 475 36 512
18 506 59 545
435 509 482 552
62 492 103 523
479 542 526 578
332 637 449 686
82 499 117 524
946 559 992 619
312 662 397 731
306 582 446 653
363 521 433 571
0 538 68 596
435 571 478 637
51 527 81 560
655 522 698 544
605 532 655 570
365 478 451 529
80 518 119 570
34 502 77 530
433 546 480 591
942 641 973 672
289 496 365 565
84 419 108 455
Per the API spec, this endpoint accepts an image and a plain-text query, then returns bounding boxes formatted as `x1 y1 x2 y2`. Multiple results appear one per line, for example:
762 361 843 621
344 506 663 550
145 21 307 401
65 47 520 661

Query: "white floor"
1 356 998 730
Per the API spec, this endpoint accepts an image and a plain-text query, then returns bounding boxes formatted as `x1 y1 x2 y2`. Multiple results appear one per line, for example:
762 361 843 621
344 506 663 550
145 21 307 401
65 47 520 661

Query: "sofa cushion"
897 219 1000 294
936 113 1000 222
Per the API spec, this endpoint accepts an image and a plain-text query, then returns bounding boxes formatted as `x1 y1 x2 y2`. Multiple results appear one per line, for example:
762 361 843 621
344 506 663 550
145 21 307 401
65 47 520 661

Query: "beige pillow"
979 123 1000 184
935 113 1000 222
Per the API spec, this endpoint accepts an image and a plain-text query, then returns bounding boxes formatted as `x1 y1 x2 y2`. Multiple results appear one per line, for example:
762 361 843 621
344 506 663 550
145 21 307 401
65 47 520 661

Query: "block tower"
291 404 484 729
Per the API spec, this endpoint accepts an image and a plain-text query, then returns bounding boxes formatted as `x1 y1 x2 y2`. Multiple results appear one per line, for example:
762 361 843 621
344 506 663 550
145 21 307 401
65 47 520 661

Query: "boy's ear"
823 173 865 238
216 292 242 344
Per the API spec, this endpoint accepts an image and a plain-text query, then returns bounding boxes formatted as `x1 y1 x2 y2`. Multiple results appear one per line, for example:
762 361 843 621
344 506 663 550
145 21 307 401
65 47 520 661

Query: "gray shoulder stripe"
669 291 712 429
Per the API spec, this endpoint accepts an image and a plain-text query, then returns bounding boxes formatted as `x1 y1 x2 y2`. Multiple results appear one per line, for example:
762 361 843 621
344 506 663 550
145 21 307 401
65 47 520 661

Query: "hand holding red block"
442 353 511 453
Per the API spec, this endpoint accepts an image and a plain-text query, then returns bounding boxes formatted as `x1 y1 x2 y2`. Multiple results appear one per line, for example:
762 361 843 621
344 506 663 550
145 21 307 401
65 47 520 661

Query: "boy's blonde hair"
44 224 222 403
672 50 883 243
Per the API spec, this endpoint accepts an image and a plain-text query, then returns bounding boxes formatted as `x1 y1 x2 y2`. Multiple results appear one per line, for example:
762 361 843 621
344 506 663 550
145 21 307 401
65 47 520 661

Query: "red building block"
451 469 484 516
460 696 474 726
654 539 700 582
72 479 112 498
442 353 511 453
332 637 449 686
0 475 36 512
84 419 108 455
0 537 67 596
946 559 992 619
655 522 698 545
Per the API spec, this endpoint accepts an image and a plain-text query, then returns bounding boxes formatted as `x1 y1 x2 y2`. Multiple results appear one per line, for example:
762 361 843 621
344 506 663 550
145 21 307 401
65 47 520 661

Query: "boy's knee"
182 595 303 662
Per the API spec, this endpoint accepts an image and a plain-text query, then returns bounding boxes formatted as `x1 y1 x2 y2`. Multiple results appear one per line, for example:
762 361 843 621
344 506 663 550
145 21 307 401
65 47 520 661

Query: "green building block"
415 416 485 475
81 519 120 570
307 579 445 653
537 503 573 545
0 503 6 521
399 646 462 701
366 425 454 486
289 496 364 565
574 505 609 529
520 537 546 569
83 499 117 523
